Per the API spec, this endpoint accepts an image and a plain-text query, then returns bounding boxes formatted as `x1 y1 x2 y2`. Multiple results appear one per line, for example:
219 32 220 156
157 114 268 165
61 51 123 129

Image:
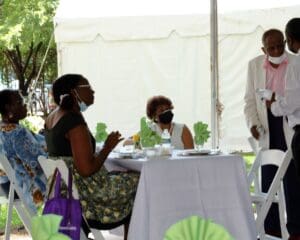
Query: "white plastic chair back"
0 153 35 240
248 149 291 240
38 155 105 240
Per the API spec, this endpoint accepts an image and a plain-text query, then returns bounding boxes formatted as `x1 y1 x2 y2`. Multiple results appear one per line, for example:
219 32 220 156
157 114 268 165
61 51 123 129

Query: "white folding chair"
247 136 262 196
0 153 35 240
0 164 8 205
38 155 106 240
247 148 291 240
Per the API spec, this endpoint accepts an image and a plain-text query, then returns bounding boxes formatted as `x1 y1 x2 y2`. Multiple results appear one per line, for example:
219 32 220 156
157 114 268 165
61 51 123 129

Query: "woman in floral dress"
44 74 139 240
0 89 47 212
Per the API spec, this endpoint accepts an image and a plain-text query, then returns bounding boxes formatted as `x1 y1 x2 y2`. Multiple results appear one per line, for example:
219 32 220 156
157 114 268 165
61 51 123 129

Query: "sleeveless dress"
44 112 139 223
151 122 184 149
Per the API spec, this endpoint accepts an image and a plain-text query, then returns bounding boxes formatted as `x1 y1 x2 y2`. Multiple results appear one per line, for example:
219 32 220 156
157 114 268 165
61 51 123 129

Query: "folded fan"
164 215 234 240
31 214 71 240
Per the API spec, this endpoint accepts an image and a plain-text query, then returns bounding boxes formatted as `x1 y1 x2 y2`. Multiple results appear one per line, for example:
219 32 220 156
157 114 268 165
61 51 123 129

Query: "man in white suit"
244 29 300 238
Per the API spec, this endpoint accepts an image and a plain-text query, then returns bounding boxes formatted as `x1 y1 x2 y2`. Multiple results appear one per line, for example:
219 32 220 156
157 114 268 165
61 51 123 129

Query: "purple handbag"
43 168 82 240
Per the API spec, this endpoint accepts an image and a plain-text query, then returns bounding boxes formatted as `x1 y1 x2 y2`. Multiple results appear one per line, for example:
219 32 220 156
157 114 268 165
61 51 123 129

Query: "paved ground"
0 229 123 240
0 228 31 240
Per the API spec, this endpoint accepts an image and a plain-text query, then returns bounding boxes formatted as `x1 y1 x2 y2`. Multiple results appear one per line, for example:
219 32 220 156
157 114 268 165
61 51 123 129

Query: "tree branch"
15 45 23 74
4 50 23 82
23 42 34 73
25 42 43 91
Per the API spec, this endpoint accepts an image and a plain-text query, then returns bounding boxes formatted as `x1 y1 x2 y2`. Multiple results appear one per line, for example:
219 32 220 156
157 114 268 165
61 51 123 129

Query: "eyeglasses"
77 84 94 91
77 84 91 88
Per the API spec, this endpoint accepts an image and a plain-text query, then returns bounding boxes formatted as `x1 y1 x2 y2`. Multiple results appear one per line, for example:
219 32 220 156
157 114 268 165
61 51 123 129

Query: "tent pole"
210 0 219 149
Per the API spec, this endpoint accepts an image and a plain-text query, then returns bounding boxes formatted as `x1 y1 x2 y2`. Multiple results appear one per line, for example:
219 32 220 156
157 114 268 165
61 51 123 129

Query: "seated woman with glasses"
0 89 47 212
44 74 139 240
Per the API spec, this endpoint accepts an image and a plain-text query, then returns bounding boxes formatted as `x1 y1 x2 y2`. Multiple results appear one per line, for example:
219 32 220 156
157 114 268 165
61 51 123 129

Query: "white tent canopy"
54 2 300 151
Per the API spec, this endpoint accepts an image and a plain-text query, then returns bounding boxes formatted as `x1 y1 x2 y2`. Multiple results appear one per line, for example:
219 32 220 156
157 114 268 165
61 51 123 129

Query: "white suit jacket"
244 53 294 149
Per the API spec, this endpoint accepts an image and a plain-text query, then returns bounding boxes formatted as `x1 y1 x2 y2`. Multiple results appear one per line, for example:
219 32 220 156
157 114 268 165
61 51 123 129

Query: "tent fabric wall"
57 32 211 145
55 5 300 151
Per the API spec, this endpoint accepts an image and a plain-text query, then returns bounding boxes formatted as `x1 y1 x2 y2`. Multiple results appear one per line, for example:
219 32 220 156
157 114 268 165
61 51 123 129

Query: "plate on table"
118 147 145 159
178 149 220 156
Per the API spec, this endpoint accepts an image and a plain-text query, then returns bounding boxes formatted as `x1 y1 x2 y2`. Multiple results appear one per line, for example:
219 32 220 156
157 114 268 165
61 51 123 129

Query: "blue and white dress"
0 123 47 212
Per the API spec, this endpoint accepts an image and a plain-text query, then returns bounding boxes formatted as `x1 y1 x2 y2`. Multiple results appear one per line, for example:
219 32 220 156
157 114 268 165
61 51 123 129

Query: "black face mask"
158 110 174 124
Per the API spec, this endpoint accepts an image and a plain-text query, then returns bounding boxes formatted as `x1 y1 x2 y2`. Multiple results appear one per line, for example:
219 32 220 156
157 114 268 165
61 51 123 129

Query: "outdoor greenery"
0 0 58 230
95 122 108 142
0 205 23 231
140 117 161 148
20 115 45 133
0 0 59 116
193 121 211 146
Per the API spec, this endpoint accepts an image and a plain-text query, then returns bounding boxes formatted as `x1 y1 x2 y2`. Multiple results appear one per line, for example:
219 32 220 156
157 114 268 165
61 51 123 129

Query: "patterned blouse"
0 123 47 213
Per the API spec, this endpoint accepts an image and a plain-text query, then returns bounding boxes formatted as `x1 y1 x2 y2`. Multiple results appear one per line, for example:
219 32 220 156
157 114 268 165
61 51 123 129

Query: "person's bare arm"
182 125 194 149
67 125 122 177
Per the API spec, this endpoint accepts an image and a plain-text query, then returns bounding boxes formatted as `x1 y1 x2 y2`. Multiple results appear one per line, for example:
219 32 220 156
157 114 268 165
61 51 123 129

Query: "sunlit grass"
243 152 255 171
242 152 255 193
0 204 23 231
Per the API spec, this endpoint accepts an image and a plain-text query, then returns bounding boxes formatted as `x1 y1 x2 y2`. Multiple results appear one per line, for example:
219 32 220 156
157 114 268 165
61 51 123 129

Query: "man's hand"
266 92 276 108
250 125 260 140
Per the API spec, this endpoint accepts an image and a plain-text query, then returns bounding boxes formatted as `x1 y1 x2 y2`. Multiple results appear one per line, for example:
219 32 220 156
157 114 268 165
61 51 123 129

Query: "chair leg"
255 202 266 240
278 187 289 240
124 222 129 240
4 184 14 240
80 228 90 240
90 228 105 240
14 201 32 234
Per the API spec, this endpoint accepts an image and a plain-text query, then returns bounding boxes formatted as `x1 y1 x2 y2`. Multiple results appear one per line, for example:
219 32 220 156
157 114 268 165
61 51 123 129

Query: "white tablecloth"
127 154 257 240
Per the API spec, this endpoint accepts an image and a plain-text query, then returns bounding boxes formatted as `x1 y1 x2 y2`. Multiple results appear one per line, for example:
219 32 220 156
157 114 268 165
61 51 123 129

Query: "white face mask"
268 53 287 65
74 90 89 112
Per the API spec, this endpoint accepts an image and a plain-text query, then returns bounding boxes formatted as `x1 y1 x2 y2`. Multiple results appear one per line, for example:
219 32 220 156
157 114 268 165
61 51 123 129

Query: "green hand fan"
31 214 71 240
164 215 234 240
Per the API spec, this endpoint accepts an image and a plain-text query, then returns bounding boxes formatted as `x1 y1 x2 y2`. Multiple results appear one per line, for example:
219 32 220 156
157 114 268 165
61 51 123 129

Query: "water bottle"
161 129 172 155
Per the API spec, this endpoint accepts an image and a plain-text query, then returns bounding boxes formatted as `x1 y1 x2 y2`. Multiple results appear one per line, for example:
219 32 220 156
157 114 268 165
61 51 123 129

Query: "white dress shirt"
271 51 300 128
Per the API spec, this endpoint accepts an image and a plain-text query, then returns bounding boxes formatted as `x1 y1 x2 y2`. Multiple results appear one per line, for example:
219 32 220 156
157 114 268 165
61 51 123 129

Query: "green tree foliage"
0 0 58 96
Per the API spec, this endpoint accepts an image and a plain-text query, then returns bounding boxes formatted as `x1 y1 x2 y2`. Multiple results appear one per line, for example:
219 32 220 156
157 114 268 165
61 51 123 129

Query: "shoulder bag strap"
47 168 59 199
67 167 73 199
54 170 62 198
